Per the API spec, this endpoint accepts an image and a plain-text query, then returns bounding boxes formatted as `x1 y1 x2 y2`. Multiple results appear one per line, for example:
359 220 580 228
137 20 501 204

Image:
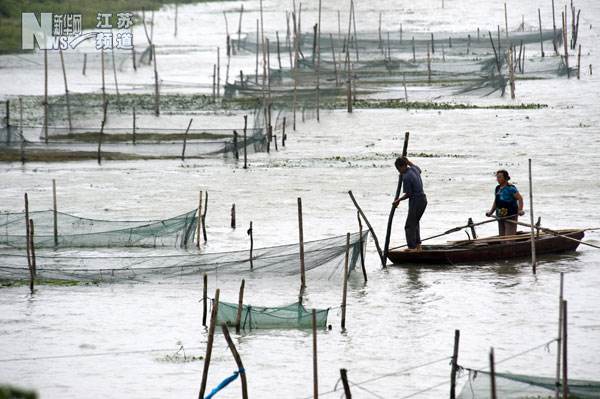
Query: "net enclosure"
458 370 600 398
0 209 198 249
0 231 367 283
216 300 329 330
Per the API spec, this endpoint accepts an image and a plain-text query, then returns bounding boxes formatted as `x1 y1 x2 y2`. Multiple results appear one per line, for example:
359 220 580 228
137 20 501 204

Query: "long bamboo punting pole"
562 299 568 399
450 329 460 399
44 49 48 143
382 132 409 265
538 9 545 57
221 324 248 399
348 190 384 264
528 159 537 273
298 197 306 289
59 50 72 131
312 308 318 399
235 279 245 333
198 288 220 399
341 232 350 330
52 179 58 246
555 272 564 399
132 107 136 144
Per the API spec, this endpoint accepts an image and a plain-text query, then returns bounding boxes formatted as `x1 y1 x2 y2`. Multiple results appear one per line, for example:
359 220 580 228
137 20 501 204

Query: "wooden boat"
388 229 584 265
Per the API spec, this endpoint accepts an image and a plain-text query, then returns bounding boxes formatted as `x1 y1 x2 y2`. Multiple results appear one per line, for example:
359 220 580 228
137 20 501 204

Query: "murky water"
1 0 599 398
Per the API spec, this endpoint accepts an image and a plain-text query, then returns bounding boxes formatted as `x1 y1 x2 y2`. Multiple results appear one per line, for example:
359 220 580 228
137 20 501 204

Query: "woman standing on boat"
486 170 525 236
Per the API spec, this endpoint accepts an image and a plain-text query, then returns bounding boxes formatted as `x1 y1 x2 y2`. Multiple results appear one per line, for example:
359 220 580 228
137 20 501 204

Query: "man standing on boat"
485 170 525 236
393 157 427 252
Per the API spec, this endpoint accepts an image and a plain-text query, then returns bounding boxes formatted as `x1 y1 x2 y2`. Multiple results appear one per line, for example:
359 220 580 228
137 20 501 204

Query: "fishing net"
0 231 367 283
216 300 329 329
458 370 600 399
0 209 198 249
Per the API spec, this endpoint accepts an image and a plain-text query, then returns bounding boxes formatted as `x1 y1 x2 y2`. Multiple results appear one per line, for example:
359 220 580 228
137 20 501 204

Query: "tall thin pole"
341 232 350 330
59 50 72 131
340 369 352 398
235 279 245 333
562 300 568 399
528 159 536 273
312 309 318 399
450 330 460 399
111 47 121 111
153 44 159 115
243 115 248 169
196 191 202 248
24 193 31 271
198 289 220 399
221 324 248 399
555 272 564 399
52 179 58 246
298 197 306 290
44 49 48 143
316 0 322 122
490 348 497 399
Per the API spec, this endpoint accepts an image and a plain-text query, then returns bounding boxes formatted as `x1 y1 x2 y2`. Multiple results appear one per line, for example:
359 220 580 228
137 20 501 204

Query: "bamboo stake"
202 273 208 327
111 47 121 111
577 44 581 79
132 107 136 144
181 118 193 161
255 19 259 84
202 191 208 242
348 190 384 264
431 33 435 54
488 32 502 74
316 0 322 122
552 0 558 55
427 44 432 84
351 0 359 62
28 219 36 292
555 272 564 399
382 131 409 265
237 5 244 51
153 44 159 115
196 191 202 248
52 179 58 246
212 65 216 102
101 49 106 109
528 159 536 272
243 115 248 169
412 36 416 62
217 47 221 98
131 45 137 71
563 12 570 78
357 212 366 282
509 48 516 99
198 288 220 399
282 117 287 146
59 50 72 131
562 299 568 399
247 221 255 270
19 97 25 164
403 73 408 101
504 3 509 38
490 348 497 399
298 197 306 289
341 232 350 330
292 12 299 130
97 100 107 165
235 279 245 333
44 49 48 143
82 53 87 75
276 31 282 70
538 9 545 57
450 330 460 399
220 324 248 399
340 369 352 398
24 193 31 272
312 308 318 399
174 3 178 37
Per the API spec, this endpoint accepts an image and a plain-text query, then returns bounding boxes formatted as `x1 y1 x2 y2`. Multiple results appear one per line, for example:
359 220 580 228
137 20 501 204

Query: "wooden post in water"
174 3 178 37
181 118 193 161
19 97 25 164
504 3 509 38
341 232 350 330
97 100 107 165
28 219 36 293
101 50 106 110
316 0 322 122
349 190 384 265
198 288 220 399
562 299 568 399
538 9 545 57
508 48 516 99
24 193 31 274
450 330 460 399
282 117 287 147
59 50 72 131
312 308 318 399
52 179 58 246
202 273 208 327
235 279 245 333
330 34 339 86
562 12 570 78
555 272 564 399
202 191 208 242
132 45 137 71
153 45 160 115
237 4 244 51
412 36 416 62
340 369 352 398
248 221 254 270
111 47 121 111
243 115 248 169
132 107 136 144
231 204 236 229
357 212 367 282
82 53 87 75
221 324 249 399
528 159 536 273
44 49 48 144
255 19 259 84
276 31 282 70
233 130 239 160
427 44 432 84
217 47 221 98
430 33 435 54
552 0 558 55
298 197 306 290
383 132 409 265
577 44 581 79
196 191 203 248
490 348 497 399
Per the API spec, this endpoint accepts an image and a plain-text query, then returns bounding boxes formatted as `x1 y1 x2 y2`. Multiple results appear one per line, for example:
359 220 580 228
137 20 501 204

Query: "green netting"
216 300 329 329
0 209 198 249
0 231 367 283
459 370 600 398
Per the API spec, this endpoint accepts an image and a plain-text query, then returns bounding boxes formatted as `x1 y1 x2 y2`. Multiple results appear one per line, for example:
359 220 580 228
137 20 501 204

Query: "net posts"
450 330 460 399
196 191 203 248
181 118 193 161
348 190 384 266
231 204 236 229
340 369 352 398
59 49 72 131
528 159 537 273
312 309 319 399
247 221 254 270
341 233 350 330
357 212 367 282
562 299 568 398
243 115 248 169
298 198 306 291
24 194 31 272
221 323 248 399
490 347 497 399
202 273 208 327
202 191 208 242
52 179 58 246
235 279 245 333
28 219 37 294
555 272 564 399
198 288 220 399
